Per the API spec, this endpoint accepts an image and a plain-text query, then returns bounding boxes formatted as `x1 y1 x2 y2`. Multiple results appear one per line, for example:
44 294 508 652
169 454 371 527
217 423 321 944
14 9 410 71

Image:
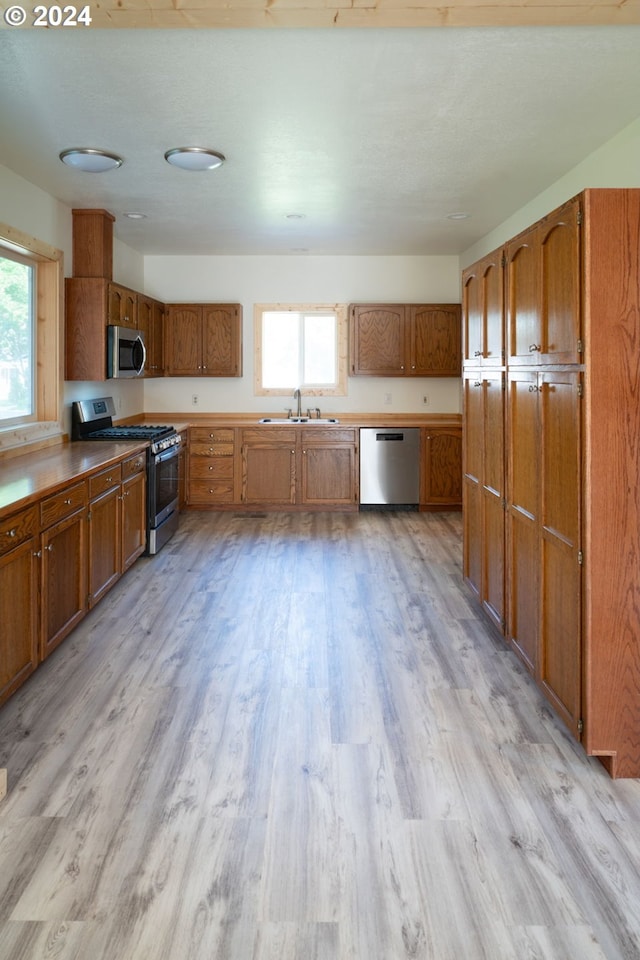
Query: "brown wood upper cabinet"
66 279 160 381
108 282 137 328
165 303 243 377
349 303 461 377
136 294 165 377
462 248 504 366
506 197 581 366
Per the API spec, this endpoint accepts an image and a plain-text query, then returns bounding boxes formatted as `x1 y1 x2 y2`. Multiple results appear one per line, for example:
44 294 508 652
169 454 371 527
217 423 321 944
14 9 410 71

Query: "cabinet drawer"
242 428 297 443
301 428 356 443
122 451 147 480
190 458 234 479
191 442 234 458
190 427 234 444
40 482 88 528
89 465 122 500
189 479 234 503
0 505 39 557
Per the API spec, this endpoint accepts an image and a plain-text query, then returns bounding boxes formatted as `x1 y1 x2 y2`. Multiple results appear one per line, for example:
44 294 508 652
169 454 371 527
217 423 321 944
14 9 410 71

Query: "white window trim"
0 221 64 458
254 302 348 397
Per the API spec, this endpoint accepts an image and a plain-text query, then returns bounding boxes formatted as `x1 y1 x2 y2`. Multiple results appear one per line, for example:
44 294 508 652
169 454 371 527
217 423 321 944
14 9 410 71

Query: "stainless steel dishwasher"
359 427 420 507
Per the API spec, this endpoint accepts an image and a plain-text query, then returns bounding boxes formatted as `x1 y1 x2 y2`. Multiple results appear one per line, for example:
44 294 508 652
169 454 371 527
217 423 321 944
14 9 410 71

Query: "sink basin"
258 417 340 424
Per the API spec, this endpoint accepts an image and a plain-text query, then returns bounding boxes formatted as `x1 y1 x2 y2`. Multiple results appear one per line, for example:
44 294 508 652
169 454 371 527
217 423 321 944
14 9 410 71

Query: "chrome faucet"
293 388 302 418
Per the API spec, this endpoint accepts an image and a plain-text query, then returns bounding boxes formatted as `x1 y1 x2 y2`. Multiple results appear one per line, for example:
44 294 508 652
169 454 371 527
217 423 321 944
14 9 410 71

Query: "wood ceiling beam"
11 1 639 29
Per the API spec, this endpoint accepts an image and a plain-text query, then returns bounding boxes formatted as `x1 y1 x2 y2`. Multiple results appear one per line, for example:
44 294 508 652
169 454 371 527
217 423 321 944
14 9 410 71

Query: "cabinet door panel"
89 487 120 607
463 252 504 365
463 478 482 600
166 306 201 375
41 509 87 659
302 446 355 504
507 514 538 673
202 305 241 376
506 235 540 365
423 430 462 506
411 305 461 376
539 370 581 731
507 371 539 521
0 538 38 704
242 444 296 504
483 373 504 499
506 370 539 672
350 305 407 375
483 493 505 633
463 374 483 484
483 255 505 366
462 269 483 364
539 199 581 364
122 471 146 571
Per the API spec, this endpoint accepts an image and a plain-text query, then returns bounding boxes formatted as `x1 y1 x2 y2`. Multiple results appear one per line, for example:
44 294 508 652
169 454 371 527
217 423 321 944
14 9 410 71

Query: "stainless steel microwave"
107 325 146 378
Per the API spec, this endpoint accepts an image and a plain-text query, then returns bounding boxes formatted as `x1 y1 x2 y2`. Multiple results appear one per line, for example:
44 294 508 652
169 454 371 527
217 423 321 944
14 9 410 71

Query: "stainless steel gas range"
71 397 181 555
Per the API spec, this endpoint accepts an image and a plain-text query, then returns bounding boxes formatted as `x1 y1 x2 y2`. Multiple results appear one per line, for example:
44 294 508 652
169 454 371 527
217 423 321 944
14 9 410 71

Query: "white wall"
143 254 462 416
461 116 640 268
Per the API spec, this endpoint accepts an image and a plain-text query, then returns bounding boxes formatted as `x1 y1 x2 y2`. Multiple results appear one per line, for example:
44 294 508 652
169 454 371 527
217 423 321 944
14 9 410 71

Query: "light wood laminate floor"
2 510 640 959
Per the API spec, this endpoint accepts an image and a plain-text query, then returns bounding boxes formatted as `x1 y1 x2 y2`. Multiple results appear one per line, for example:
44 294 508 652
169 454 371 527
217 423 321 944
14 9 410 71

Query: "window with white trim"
254 303 348 397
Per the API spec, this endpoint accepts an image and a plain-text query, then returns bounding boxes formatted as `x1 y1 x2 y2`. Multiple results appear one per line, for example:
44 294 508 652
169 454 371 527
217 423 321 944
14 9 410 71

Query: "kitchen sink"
258 417 340 424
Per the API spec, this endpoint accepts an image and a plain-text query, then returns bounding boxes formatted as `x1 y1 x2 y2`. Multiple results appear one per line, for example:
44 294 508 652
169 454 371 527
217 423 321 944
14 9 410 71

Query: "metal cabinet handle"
45 543 54 552
474 381 482 387
64 498 72 505
528 343 541 352
528 384 539 393
7 528 17 538
474 350 483 357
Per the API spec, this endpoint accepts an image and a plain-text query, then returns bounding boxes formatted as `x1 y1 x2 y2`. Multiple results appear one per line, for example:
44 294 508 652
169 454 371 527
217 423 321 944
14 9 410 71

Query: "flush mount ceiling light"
59 148 123 172
164 147 225 171
124 212 147 220
446 212 471 221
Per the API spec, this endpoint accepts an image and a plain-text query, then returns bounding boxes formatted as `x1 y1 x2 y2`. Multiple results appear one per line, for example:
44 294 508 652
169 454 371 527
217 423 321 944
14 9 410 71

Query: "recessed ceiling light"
446 212 471 221
286 213 306 220
59 148 123 173
124 212 147 220
164 147 225 171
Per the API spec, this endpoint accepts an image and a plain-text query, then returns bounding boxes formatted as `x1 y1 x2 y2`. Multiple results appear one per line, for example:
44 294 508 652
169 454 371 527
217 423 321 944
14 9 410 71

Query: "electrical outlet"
384 392 392 405
422 394 429 406
192 394 199 406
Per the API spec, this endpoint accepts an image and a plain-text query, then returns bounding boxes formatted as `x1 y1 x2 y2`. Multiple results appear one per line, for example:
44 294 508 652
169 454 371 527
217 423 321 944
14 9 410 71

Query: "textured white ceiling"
1 27 639 255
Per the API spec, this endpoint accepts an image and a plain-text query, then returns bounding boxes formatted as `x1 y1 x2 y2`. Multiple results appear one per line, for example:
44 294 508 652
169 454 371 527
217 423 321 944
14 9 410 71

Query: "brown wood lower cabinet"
241 429 297 505
421 427 462 510
88 454 146 606
88 467 121 607
40 482 88 660
121 453 147 571
0 506 39 703
188 427 235 505
0 448 148 708
240 427 358 508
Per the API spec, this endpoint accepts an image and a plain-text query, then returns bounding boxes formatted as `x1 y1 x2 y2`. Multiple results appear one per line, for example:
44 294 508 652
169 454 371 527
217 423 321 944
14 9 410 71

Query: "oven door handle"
153 443 180 463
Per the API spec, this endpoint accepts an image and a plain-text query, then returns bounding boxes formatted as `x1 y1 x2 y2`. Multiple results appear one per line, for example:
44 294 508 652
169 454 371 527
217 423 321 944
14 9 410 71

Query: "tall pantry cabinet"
463 188 640 779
